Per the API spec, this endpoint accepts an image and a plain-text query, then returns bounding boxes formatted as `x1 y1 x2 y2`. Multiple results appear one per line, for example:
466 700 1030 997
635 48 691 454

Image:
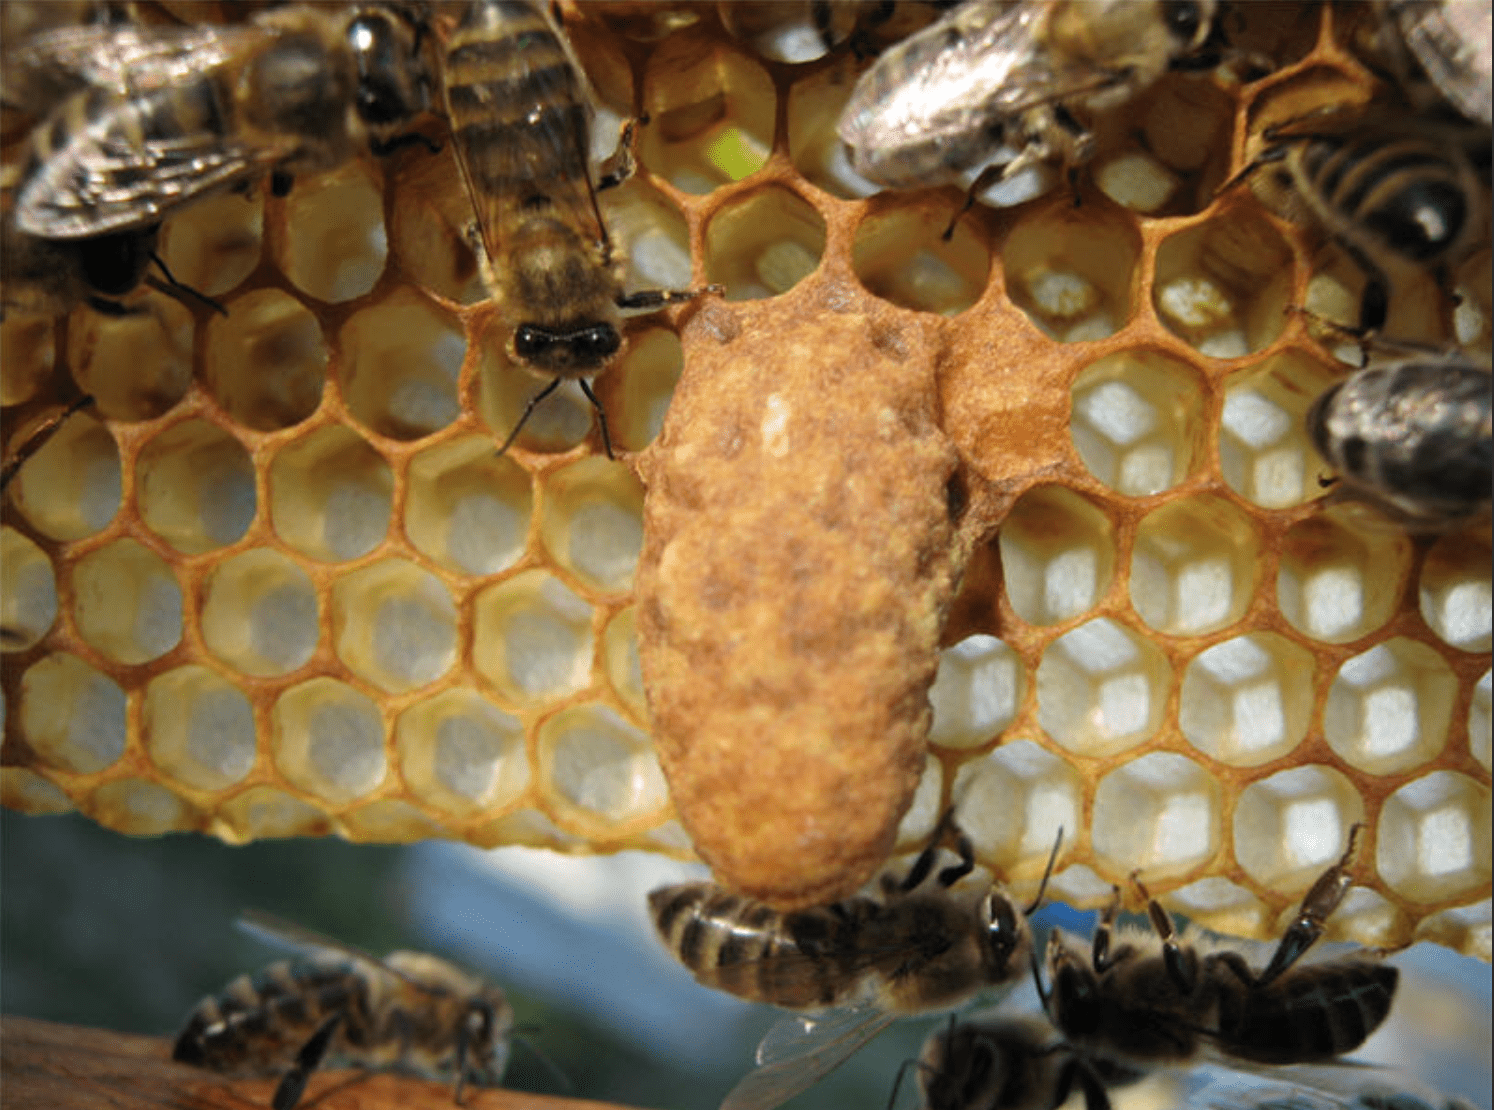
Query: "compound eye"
1163 0 1203 43
513 325 551 361
576 324 621 362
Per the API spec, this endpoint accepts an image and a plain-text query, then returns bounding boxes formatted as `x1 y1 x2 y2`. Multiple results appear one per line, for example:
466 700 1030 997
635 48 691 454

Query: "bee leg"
1 394 96 494
615 283 725 311
596 118 639 193
144 252 228 317
941 146 1045 240
1256 822 1363 987
368 131 442 158
496 378 563 458
1090 885 1132 973
1055 1057 1114 1110
1133 873 1195 994
895 806 959 893
272 1011 344 1110
578 377 615 460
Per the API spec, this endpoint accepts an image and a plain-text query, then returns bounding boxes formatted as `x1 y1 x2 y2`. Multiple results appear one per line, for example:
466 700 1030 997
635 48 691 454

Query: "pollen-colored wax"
635 279 975 909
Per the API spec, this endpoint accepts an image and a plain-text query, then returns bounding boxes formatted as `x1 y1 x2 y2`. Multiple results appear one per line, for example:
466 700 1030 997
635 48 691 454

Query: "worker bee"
1219 112 1487 337
836 0 1219 207
650 811 1062 1110
1370 0 1493 127
1307 351 1492 530
435 0 719 460
172 911 513 1110
895 1012 1144 1110
8 3 434 243
1040 824 1399 1080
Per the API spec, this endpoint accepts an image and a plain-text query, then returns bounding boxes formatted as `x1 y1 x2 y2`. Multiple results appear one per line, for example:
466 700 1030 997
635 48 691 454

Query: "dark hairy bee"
1221 112 1488 337
173 912 512 1110
836 0 1218 204
436 0 719 460
1307 351 1492 530
895 1012 1144 1110
650 810 1061 1110
1040 824 1399 1078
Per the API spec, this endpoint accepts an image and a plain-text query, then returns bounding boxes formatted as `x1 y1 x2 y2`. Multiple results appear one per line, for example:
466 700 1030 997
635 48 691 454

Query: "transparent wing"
718 1005 897 1110
15 90 286 238
3 24 259 113
439 0 609 267
236 911 456 999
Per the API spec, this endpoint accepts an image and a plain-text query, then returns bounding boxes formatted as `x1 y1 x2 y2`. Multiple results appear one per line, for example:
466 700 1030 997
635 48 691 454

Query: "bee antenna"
514 1031 573 1094
1022 826 1064 916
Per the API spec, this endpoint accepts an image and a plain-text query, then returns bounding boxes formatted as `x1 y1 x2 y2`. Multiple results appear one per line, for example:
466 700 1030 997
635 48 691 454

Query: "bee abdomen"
172 958 362 1074
1219 963 1399 1064
444 0 589 194
1310 134 1472 262
649 884 863 1008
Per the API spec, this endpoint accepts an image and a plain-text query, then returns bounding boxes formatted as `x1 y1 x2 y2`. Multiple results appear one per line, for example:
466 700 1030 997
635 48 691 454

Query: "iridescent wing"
3 24 258 115
719 1005 898 1110
236 910 458 1000
15 77 290 238
438 0 609 267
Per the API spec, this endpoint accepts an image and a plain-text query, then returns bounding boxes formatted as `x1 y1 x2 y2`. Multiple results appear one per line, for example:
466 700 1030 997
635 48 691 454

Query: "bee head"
346 8 431 130
979 890 1032 983
462 993 513 1085
511 322 622 373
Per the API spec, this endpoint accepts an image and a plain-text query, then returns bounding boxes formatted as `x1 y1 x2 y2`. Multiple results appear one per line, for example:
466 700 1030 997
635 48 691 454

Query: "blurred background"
3 809 1490 1110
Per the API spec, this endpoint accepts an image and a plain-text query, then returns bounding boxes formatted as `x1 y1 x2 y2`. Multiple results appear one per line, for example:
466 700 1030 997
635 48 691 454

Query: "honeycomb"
1 3 1489 955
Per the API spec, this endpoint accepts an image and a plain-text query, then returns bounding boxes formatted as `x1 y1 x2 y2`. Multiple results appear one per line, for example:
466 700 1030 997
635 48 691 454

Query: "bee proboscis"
1040 824 1399 1079
172 911 513 1110
436 0 719 460
650 810 1062 1110
836 0 1219 215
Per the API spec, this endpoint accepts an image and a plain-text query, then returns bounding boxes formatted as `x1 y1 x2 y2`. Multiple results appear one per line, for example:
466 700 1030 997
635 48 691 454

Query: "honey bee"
1307 351 1492 530
1219 112 1487 337
650 811 1062 1110
1040 825 1399 1079
836 0 1218 206
1373 0 1493 127
8 3 434 243
172 911 513 1110
898 1012 1144 1110
436 0 719 460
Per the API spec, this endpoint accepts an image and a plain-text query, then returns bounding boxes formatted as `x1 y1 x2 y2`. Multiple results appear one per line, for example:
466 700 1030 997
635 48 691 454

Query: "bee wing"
236 911 458 1000
15 89 288 239
3 24 260 113
441 0 609 268
719 1005 897 1110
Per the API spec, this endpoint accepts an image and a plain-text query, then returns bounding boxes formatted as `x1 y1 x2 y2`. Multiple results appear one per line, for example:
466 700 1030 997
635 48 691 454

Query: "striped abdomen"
172 957 368 1075
1214 960 1399 1065
1296 128 1479 267
649 883 880 1009
442 0 592 201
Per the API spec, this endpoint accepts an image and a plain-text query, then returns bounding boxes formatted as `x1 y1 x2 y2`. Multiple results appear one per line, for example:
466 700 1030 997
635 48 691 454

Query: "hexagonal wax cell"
1070 351 1205 496
397 689 530 814
1277 509 1412 644
537 703 668 831
1323 639 1457 776
952 739 1080 862
145 666 258 790
1179 634 1314 767
1232 765 1364 892
998 485 1116 626
19 654 126 775
1129 495 1259 635
1376 772 1491 903
927 634 1024 749
272 679 387 804
1091 752 1220 879
473 570 595 705
1036 618 1170 757
331 559 458 694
